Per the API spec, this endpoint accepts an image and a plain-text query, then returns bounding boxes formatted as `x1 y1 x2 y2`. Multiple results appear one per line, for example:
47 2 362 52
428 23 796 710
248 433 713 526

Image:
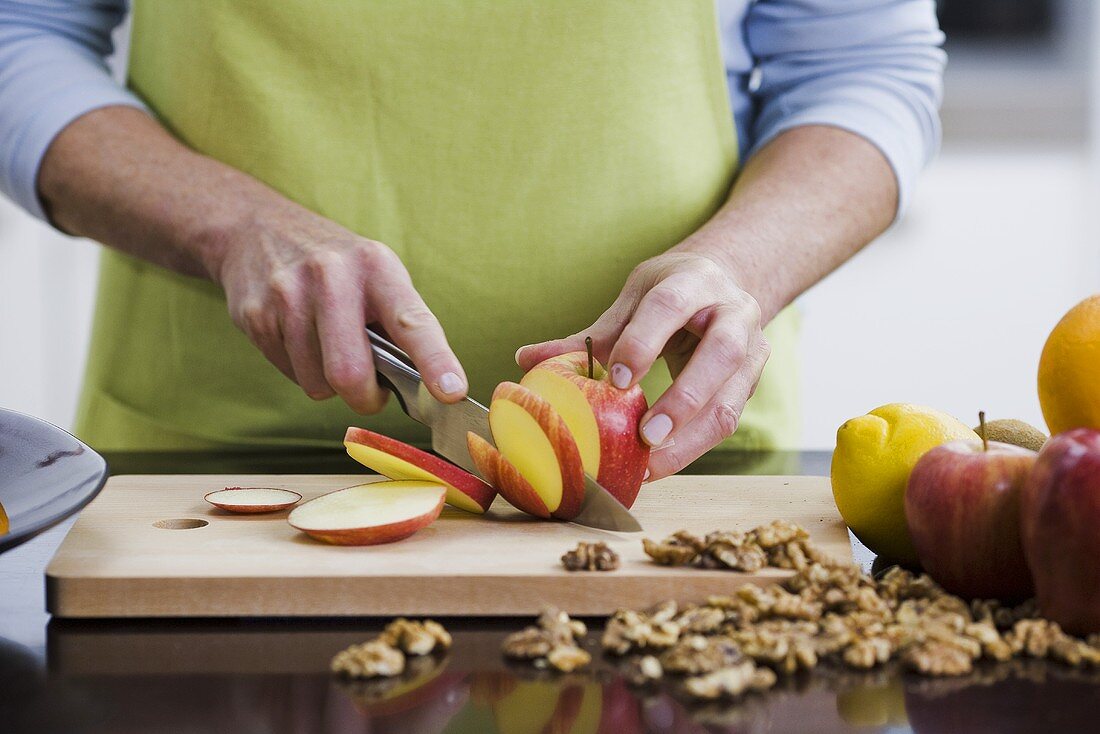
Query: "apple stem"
979 410 988 452
585 336 594 379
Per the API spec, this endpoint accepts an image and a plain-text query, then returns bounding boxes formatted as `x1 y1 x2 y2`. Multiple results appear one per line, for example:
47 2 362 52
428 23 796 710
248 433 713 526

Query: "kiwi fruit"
973 418 1047 452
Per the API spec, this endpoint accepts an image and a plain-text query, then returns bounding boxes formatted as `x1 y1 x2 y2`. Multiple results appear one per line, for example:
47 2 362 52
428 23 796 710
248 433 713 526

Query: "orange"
1038 295 1100 434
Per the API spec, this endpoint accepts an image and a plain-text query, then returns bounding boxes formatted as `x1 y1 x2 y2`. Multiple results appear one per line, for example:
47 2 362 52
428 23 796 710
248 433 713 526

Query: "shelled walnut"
331 639 406 678
903 641 974 676
642 520 844 573
622 655 663 686
602 602 682 655
502 607 590 672
379 618 452 656
660 635 743 675
642 530 704 566
561 541 620 571
682 660 778 700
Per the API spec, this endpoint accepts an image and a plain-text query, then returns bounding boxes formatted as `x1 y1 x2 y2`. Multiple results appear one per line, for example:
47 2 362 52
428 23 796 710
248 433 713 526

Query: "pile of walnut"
331 618 451 678
607 520 1100 698
642 520 833 572
509 520 1100 702
502 607 593 672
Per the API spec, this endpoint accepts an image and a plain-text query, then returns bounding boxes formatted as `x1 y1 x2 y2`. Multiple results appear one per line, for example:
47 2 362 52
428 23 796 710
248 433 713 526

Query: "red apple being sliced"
287 480 445 545
204 486 302 513
520 351 649 509
344 427 497 513
467 432 551 518
490 381 586 520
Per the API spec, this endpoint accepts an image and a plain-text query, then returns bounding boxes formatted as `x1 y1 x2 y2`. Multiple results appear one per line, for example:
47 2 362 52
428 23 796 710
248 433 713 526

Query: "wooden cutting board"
46 474 850 618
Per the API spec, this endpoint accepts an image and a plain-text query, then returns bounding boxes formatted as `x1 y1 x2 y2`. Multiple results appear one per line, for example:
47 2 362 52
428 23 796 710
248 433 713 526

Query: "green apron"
75 0 800 453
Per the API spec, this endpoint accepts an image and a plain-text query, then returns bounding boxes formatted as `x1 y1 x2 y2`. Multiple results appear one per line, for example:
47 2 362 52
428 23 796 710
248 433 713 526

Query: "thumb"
516 298 633 370
515 334 589 371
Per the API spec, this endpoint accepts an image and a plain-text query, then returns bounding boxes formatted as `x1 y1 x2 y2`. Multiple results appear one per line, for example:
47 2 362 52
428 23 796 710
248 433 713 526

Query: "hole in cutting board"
154 518 209 530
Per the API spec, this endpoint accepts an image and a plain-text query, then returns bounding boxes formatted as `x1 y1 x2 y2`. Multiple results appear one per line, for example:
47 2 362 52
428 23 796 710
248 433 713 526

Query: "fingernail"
439 372 463 394
643 468 651 481
610 363 632 389
641 413 672 446
514 345 533 365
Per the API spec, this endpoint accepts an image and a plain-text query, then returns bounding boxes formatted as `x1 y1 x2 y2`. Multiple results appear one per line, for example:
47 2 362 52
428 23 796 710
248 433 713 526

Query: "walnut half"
379 618 452 656
332 618 451 679
331 640 406 679
562 541 620 571
502 607 591 673
682 660 778 700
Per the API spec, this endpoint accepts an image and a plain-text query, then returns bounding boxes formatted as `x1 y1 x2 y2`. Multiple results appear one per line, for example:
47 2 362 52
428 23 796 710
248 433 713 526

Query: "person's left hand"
515 251 771 481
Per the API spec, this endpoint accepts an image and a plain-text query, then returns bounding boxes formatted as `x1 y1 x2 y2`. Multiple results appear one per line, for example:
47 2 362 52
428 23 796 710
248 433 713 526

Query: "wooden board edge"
47 571 806 619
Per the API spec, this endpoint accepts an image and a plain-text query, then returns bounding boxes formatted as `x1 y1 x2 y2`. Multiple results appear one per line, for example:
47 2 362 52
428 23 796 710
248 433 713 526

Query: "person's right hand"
214 202 468 414
37 106 466 415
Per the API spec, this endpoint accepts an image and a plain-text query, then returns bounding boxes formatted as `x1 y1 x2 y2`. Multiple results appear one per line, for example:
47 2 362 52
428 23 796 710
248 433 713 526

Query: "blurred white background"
1 1 1098 450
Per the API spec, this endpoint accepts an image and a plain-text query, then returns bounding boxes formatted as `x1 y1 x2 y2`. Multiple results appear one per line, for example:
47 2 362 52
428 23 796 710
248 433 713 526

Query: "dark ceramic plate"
0 408 108 554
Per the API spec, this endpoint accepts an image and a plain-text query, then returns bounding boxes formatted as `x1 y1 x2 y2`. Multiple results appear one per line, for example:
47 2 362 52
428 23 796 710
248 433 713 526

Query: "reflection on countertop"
21 618 1100 734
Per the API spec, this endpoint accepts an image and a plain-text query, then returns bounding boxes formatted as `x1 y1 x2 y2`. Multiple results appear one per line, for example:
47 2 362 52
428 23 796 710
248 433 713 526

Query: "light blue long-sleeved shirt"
0 0 944 222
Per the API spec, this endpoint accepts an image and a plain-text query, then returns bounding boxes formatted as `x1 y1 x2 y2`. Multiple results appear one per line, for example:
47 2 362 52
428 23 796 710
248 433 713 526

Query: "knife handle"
367 328 422 419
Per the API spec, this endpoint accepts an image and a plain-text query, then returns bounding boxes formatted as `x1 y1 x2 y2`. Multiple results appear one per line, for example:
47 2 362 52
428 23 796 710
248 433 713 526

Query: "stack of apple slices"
344 427 498 514
343 352 651 525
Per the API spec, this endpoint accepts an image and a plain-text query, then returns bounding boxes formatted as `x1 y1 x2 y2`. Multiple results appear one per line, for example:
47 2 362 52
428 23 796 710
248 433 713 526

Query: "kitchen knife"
367 327 643 532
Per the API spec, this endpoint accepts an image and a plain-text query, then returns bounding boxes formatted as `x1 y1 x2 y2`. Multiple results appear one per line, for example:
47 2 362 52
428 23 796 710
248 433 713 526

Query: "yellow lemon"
1039 295 1100 434
831 404 978 564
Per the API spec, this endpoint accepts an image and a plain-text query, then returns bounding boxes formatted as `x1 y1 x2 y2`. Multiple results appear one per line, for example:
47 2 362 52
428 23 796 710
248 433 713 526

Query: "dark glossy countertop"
2 450 1098 734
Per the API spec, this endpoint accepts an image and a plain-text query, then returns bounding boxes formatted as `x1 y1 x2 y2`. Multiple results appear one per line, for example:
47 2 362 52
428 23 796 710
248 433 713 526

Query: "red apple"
344 427 497 513
1021 428 1100 634
520 351 649 508
487 382 585 520
287 481 445 545
905 439 1037 600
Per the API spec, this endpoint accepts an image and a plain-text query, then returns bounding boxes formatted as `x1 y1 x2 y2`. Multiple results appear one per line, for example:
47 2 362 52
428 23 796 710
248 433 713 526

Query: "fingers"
368 249 468 403
281 307 335 401
606 276 712 390
231 299 297 383
514 335 588 371
515 300 635 371
314 268 389 414
638 304 757 447
645 336 771 481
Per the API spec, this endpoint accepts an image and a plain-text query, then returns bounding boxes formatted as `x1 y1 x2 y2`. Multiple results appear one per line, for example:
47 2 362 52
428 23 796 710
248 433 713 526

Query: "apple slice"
344 427 497 513
467 432 551 518
520 352 649 509
287 480 445 545
490 382 585 520
204 487 302 513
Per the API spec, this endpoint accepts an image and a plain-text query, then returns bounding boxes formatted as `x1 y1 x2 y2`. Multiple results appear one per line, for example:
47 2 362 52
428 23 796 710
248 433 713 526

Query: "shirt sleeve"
0 0 146 220
742 0 946 217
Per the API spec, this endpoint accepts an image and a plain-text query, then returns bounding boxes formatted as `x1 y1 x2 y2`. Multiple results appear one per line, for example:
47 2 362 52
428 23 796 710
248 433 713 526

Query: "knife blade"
366 327 642 532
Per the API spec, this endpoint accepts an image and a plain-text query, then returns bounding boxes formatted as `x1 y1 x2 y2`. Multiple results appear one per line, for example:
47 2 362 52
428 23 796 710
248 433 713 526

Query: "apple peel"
345 427 497 514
